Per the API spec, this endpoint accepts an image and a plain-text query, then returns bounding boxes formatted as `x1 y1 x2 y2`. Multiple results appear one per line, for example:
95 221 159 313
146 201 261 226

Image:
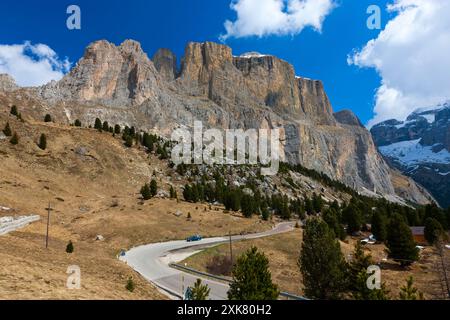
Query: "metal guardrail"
170 263 309 300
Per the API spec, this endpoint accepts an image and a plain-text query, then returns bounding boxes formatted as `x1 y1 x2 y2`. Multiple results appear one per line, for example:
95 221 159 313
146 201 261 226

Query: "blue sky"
1 0 446 126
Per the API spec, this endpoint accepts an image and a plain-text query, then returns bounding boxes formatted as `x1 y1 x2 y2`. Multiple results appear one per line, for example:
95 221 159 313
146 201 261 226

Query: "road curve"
120 221 295 300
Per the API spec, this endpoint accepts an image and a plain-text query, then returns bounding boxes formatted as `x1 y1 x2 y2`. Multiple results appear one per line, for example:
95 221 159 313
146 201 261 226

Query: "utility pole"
181 273 185 300
229 231 233 265
437 240 450 299
45 202 51 249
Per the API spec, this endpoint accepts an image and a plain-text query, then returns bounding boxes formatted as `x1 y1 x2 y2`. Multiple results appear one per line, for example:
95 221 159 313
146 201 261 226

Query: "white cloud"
348 0 450 127
221 0 336 40
0 42 71 87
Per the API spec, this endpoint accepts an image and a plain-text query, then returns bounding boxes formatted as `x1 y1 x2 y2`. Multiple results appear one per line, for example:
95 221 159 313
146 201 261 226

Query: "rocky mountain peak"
119 39 144 54
371 103 450 207
7 38 432 205
0 74 18 91
334 109 364 127
38 39 161 107
152 48 178 82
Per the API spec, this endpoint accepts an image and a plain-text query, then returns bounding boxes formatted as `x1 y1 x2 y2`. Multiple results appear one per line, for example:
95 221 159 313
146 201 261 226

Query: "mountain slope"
1 39 432 204
371 103 450 207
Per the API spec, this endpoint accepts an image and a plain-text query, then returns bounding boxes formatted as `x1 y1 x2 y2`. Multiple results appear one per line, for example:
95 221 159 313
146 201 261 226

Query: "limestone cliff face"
152 48 177 82
177 42 334 126
6 39 432 203
0 74 18 91
38 40 163 107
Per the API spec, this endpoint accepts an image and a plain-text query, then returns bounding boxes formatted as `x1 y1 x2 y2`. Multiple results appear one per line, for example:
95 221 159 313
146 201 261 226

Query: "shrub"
10 132 19 145
124 135 133 148
38 134 47 150
94 118 102 131
150 179 158 197
66 241 74 253
140 184 152 200
10 105 18 116
190 279 210 300
74 119 82 127
126 277 135 292
3 122 12 136
169 185 177 199
206 255 233 276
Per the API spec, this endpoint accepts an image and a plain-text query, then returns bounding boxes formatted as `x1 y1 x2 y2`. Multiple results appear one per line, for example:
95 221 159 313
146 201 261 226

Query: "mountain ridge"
371 104 450 207
0 39 433 205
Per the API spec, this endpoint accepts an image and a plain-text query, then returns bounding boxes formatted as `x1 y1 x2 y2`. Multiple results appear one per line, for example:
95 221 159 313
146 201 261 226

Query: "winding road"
120 221 295 300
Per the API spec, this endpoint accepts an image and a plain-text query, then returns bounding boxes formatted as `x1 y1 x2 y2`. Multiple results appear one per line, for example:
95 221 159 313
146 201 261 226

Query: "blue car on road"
186 234 202 242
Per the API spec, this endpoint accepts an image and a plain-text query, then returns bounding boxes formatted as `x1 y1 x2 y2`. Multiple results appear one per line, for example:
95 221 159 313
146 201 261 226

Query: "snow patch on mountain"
379 139 450 167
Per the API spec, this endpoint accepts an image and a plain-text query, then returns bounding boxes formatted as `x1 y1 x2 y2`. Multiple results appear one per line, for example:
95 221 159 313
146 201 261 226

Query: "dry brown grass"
183 230 447 299
183 229 304 295
0 104 272 300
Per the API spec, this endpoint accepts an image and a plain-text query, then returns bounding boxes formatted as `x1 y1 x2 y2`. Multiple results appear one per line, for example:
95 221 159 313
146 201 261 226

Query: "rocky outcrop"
152 48 177 82
334 109 363 127
371 104 450 207
4 39 432 204
0 74 18 91
37 40 163 108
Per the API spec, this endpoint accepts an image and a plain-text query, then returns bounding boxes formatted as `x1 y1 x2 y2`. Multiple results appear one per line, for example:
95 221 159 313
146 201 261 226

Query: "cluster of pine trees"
2 107 49 148
181 169 330 221
140 179 158 200
300 217 424 300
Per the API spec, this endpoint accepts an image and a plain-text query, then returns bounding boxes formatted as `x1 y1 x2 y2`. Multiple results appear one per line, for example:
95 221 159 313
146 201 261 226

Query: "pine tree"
312 193 324 213
342 204 363 234
169 186 177 199
228 247 279 300
66 241 74 253
304 196 314 215
44 114 52 122
124 135 133 148
261 201 271 221
386 214 419 266
183 185 193 202
424 217 444 245
102 121 109 132
446 207 450 231
190 279 210 300
372 211 388 242
114 124 121 134
323 208 346 240
125 277 135 292
94 118 102 131
399 276 423 300
9 132 19 145
353 270 390 300
348 242 389 300
300 218 348 299
241 194 256 218
150 179 158 197
3 122 12 136
38 133 47 150
10 105 18 116
74 119 82 127
140 184 152 200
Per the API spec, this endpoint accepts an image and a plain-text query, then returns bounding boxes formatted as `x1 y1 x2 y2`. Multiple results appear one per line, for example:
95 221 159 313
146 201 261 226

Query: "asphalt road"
120 221 295 300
